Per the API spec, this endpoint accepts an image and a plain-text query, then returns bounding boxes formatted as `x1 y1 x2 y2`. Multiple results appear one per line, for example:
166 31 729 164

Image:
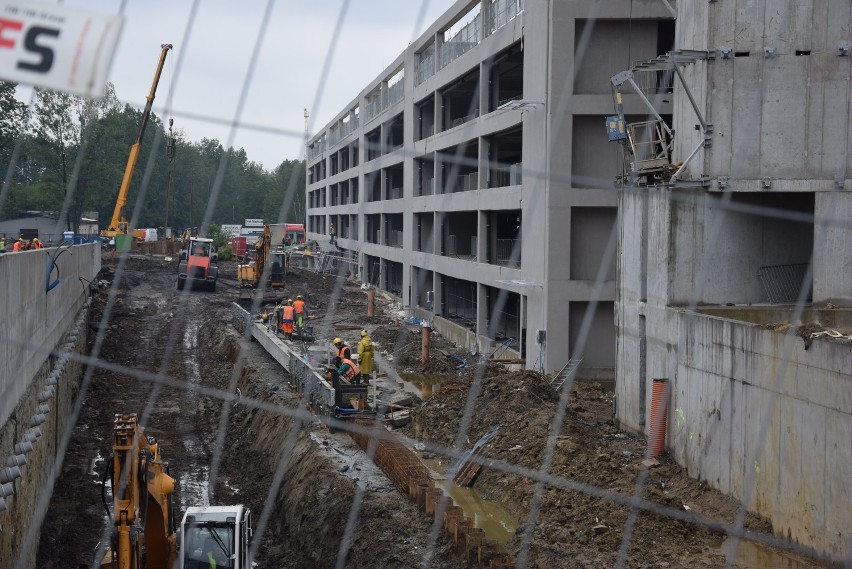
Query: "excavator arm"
105 44 173 238
103 414 176 569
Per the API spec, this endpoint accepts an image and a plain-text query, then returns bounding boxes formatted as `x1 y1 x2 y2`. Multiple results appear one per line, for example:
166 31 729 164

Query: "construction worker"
357 329 374 382
32 237 43 249
333 356 361 385
280 299 295 339
333 338 351 360
329 222 336 245
293 295 306 330
0 235 6 253
13 237 23 252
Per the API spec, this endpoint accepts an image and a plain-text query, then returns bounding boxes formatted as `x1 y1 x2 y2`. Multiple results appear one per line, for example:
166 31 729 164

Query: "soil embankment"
36 254 832 568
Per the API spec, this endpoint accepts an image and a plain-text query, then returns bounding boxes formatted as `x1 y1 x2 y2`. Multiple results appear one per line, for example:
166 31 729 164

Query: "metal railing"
386 229 403 248
451 172 478 193
491 162 522 187
758 263 813 303
365 92 382 121
384 78 404 108
495 238 521 268
446 235 477 259
490 0 523 33
440 14 481 68
415 50 435 85
450 109 479 128
419 177 435 196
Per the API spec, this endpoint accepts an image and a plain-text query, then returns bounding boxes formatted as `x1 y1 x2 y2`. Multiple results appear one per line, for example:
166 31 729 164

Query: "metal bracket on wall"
838 42 850 57
761 177 773 189
717 176 729 189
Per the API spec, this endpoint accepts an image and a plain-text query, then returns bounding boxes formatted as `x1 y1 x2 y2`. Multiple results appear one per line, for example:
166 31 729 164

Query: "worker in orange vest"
333 356 361 385
32 237 44 249
293 295 306 330
12 237 23 252
333 338 351 360
280 299 295 339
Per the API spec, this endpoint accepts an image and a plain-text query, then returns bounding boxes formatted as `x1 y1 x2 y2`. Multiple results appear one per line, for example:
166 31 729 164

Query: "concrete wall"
0 244 97 568
675 0 852 190
665 310 851 560
1 245 101 428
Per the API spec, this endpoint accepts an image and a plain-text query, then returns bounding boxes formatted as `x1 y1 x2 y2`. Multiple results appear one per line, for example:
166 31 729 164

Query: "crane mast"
104 43 172 238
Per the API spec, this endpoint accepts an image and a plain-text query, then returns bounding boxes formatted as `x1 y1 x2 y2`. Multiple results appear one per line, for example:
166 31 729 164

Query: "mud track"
35 255 458 568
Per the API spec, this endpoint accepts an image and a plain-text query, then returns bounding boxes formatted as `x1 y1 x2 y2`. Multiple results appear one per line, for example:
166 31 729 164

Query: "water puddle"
183 320 201 393
398 373 454 399
723 538 830 568
179 466 210 510
420 455 517 545
444 482 517 545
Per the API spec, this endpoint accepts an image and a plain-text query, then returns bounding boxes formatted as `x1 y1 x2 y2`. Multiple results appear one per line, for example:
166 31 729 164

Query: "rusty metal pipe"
421 324 431 363
367 289 375 317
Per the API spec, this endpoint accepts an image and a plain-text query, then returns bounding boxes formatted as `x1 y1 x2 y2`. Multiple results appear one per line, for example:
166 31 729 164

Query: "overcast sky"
44 0 457 170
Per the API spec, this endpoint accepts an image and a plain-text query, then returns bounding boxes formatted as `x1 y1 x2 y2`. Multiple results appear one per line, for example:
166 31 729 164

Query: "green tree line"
0 80 306 234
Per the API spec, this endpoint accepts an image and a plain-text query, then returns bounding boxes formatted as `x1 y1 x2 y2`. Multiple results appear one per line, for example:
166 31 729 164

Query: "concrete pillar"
813 192 852 305
477 211 488 263
433 272 443 317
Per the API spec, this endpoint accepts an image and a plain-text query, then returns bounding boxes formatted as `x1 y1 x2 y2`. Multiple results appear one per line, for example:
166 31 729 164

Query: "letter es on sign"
0 18 60 73
0 2 122 97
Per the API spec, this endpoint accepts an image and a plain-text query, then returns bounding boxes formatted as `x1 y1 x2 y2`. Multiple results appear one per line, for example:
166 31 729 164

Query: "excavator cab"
180 506 252 569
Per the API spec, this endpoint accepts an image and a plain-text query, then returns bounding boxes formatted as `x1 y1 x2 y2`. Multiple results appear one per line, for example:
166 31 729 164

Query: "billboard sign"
0 1 123 97
220 224 242 237
244 218 264 227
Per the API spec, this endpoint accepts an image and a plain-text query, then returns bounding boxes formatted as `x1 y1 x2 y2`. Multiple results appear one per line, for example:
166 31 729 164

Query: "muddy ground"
35 254 831 568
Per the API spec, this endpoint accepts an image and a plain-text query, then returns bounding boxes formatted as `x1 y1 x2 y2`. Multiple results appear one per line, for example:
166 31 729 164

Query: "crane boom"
104 43 173 238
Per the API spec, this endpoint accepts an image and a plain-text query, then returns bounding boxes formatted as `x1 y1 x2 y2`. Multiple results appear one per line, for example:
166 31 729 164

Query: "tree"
0 81 30 220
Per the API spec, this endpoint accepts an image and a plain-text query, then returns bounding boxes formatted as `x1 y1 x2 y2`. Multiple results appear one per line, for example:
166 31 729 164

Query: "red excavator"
177 237 218 292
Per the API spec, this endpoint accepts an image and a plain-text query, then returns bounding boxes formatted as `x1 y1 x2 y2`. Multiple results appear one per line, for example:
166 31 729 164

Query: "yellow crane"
104 44 172 239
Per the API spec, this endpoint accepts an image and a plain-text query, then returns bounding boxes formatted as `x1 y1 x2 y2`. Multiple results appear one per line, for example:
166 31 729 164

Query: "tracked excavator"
237 225 286 288
100 414 252 568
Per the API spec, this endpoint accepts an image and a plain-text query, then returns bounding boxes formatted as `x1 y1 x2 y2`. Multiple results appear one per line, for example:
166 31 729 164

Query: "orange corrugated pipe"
648 378 669 458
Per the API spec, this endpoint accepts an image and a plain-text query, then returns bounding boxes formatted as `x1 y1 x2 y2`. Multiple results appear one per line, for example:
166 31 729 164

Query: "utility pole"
164 118 175 237
303 108 309 227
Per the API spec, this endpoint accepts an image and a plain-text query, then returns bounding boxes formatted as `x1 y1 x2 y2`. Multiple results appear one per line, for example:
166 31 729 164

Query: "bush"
218 245 232 261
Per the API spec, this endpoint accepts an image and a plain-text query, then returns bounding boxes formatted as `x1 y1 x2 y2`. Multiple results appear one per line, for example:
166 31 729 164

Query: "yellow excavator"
237 225 286 288
103 44 172 239
100 414 176 568
100 414 253 568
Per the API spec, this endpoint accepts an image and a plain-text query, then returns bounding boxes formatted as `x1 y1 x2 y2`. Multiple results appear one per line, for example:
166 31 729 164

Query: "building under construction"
305 0 674 377
614 0 852 560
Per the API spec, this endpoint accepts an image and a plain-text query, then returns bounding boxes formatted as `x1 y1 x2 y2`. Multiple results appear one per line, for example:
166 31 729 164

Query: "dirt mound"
406 372 779 568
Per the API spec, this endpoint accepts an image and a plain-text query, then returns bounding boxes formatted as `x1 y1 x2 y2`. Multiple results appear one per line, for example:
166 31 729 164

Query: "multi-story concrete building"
306 0 673 375
615 1 852 560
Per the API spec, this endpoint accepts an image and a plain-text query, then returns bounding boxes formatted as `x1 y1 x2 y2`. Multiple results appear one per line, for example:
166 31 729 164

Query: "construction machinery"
179 506 253 569
100 413 177 568
177 237 218 291
104 44 172 239
100 414 253 568
237 225 286 288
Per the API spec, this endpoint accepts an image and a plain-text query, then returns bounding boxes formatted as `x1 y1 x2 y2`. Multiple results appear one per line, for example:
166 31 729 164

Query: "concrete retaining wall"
0 245 99 567
664 310 851 559
0 245 100 428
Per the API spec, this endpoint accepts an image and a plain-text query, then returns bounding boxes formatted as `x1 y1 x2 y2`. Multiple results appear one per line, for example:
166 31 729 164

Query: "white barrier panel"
0 1 122 96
